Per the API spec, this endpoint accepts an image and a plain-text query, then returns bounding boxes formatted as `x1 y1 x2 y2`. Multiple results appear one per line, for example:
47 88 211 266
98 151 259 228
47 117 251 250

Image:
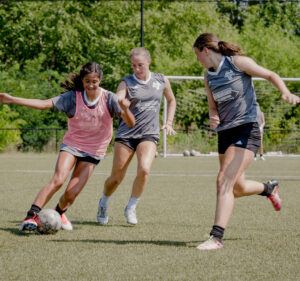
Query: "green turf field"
0 153 299 281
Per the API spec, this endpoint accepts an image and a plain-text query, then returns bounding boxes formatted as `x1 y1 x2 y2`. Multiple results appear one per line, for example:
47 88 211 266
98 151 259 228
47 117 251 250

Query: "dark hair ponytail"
193 33 245 56
60 62 103 92
217 40 245 56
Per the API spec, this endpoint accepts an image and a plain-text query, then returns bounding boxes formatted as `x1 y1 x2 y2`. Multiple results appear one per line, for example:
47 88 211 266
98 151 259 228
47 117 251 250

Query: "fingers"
0 93 10 103
210 120 220 130
118 98 131 109
161 124 177 135
282 93 300 105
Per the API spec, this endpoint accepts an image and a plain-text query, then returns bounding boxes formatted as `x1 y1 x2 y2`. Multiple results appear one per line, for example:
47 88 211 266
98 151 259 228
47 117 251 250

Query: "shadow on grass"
51 238 190 247
71 220 136 228
50 237 249 247
0 227 35 236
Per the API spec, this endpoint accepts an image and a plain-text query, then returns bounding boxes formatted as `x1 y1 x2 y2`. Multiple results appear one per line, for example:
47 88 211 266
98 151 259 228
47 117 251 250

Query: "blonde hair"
129 47 151 60
193 33 245 56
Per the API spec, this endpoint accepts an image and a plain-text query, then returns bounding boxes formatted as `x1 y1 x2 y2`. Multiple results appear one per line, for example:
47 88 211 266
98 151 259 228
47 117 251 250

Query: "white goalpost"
161 76 300 158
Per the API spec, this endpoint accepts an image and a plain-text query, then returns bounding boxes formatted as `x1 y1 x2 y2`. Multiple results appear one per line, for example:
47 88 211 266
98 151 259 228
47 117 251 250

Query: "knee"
137 166 150 179
233 181 245 198
106 174 123 188
50 174 67 191
216 173 233 196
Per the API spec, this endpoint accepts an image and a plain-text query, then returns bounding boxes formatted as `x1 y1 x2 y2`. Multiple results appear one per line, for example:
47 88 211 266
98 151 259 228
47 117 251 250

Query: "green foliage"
217 1 299 35
0 104 25 151
0 1 299 152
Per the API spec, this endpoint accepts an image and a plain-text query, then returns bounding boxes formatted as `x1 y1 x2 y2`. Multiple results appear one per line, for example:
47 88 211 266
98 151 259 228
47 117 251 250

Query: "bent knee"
233 181 246 198
107 175 123 187
137 167 150 178
216 174 234 195
233 188 243 198
50 175 67 190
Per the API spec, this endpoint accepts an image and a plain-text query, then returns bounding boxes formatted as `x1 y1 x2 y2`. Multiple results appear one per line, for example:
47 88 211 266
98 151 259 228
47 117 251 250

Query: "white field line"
0 169 299 180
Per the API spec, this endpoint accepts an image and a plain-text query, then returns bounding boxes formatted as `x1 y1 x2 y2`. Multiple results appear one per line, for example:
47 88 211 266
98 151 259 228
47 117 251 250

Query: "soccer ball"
183 150 190 156
37 209 62 235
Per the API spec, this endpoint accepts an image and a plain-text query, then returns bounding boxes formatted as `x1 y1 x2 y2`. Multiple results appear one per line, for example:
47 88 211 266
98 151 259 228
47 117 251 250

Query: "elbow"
266 71 280 83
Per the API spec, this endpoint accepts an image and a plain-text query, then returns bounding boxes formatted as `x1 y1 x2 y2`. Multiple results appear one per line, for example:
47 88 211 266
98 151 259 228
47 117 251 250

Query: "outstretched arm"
0 93 54 110
234 56 300 105
116 81 135 127
161 77 177 135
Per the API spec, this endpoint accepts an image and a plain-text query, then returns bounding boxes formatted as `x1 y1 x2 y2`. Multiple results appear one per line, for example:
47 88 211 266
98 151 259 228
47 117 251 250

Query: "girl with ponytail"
193 33 299 250
0 62 135 232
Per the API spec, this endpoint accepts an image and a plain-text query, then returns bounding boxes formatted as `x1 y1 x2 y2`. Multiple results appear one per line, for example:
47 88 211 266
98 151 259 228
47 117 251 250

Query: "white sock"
100 193 111 208
127 196 139 209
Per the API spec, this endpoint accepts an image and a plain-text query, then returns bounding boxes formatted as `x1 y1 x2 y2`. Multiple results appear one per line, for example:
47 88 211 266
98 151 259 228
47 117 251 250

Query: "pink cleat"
197 236 223 250
267 180 281 211
19 214 40 231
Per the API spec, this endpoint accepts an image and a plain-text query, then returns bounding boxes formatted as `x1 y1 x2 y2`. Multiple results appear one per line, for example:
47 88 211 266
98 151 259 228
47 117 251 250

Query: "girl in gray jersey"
193 33 300 250
0 62 134 232
97 47 176 225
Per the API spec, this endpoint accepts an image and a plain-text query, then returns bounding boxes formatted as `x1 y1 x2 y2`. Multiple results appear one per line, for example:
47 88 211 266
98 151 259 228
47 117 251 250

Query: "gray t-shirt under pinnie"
51 90 121 118
206 56 259 132
116 72 166 140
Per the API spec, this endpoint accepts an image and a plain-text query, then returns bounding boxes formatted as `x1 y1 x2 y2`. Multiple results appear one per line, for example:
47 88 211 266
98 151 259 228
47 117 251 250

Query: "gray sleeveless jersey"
206 56 259 132
115 72 166 139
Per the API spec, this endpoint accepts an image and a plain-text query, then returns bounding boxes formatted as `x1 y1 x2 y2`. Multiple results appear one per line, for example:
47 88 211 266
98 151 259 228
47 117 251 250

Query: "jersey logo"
224 70 235 80
153 81 160 90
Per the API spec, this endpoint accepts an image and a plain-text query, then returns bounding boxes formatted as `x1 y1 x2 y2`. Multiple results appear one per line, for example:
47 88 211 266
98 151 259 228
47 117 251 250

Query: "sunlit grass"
0 153 299 280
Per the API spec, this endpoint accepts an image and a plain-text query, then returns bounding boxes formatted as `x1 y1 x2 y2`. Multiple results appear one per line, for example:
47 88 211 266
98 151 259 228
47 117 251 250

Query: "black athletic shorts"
60 144 101 165
218 122 261 154
115 136 159 151
76 155 100 165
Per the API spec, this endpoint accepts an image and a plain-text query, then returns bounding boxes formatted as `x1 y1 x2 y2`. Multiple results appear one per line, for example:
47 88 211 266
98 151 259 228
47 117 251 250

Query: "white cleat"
97 199 108 225
60 213 73 230
197 236 223 250
124 206 137 225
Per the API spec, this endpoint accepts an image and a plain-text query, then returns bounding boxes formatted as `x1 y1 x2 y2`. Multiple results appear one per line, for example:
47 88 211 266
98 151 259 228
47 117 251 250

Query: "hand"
209 114 220 130
118 98 131 110
0 93 12 103
161 124 177 135
281 92 300 105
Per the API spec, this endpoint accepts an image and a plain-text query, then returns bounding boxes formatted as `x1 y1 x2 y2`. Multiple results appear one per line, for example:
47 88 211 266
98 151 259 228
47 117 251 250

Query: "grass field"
0 153 299 281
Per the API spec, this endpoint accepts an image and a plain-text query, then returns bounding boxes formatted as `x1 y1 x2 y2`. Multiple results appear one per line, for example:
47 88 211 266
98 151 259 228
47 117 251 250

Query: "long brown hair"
193 33 245 56
60 62 103 92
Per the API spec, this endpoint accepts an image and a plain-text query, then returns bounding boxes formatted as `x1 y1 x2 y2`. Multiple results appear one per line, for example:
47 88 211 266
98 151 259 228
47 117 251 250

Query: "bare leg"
131 141 157 198
59 161 96 210
32 151 76 208
103 142 135 196
218 155 264 198
214 146 255 228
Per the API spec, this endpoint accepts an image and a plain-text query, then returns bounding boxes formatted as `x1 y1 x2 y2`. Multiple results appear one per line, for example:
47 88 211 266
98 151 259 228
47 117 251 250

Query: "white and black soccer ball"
183 150 190 156
37 209 62 235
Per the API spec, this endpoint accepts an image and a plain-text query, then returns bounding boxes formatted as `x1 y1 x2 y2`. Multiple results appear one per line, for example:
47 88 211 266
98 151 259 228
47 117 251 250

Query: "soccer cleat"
267 180 281 211
197 236 224 250
19 214 39 231
260 155 266 161
124 206 138 225
60 213 73 230
97 199 108 225
254 156 257 161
